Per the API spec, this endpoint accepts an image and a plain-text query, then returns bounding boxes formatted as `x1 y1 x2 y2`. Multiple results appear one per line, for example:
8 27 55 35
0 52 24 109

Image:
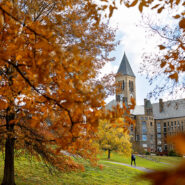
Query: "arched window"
129 81 133 92
116 95 120 102
122 80 124 90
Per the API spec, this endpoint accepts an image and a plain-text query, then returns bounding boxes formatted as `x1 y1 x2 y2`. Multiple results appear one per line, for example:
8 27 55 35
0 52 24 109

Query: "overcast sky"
102 4 184 105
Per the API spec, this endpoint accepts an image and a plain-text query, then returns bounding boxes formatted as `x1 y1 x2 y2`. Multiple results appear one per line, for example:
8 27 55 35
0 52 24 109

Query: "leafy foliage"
97 119 132 159
0 0 132 183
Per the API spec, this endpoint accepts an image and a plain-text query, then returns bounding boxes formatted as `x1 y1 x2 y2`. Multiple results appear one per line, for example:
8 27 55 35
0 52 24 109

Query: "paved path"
102 161 153 172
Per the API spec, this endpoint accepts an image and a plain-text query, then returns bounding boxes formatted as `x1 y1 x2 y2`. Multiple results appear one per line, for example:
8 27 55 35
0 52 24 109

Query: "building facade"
106 53 185 153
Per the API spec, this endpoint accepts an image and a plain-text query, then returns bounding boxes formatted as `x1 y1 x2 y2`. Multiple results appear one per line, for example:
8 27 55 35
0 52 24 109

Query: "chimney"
144 99 147 114
159 99 164 113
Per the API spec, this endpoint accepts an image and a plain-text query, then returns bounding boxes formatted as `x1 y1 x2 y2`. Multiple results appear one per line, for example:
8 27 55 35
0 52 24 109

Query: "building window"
129 81 134 92
142 144 147 148
122 80 124 90
123 97 128 105
136 135 140 141
150 122 152 126
142 121 147 133
116 95 120 102
157 122 161 133
157 134 161 138
130 125 133 132
171 122 173 131
157 140 162 145
142 134 147 141
140 117 144 120
150 135 153 140
145 117 148 120
157 146 162 152
177 121 180 128
163 122 167 133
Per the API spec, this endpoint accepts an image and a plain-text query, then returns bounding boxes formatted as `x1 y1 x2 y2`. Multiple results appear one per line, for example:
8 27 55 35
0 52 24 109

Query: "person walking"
131 154 136 166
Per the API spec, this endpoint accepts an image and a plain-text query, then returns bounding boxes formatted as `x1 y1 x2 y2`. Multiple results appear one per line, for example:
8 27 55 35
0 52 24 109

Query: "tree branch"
0 6 49 41
2 59 75 128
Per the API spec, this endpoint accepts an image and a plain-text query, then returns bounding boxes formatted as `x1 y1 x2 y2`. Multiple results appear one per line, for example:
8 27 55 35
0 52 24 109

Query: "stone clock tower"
116 53 136 105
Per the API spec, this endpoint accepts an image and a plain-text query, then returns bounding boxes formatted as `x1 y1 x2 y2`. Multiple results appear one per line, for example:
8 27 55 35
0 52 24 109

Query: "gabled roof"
105 100 145 115
106 98 185 119
152 99 185 120
117 53 135 77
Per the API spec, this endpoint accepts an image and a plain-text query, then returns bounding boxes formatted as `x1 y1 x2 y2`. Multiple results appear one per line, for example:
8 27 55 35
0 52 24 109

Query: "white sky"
102 4 184 105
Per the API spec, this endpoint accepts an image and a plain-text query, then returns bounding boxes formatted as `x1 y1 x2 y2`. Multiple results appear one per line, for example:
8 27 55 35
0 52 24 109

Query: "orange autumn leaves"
0 0 136 177
0 0 121 173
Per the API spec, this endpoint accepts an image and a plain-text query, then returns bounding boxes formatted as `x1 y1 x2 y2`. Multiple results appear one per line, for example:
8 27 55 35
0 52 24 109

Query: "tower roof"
117 53 135 77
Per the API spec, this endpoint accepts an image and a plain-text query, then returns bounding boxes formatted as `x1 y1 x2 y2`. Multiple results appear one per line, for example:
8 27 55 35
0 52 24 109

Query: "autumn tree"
0 0 122 184
97 119 132 159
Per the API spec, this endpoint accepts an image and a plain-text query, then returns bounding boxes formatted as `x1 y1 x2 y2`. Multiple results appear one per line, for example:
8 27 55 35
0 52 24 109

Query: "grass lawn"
0 152 150 185
0 151 182 185
144 155 182 165
98 151 183 170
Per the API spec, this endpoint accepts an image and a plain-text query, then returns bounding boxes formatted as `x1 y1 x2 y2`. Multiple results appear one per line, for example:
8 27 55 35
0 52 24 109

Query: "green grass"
61 162 150 185
0 151 182 185
0 152 151 185
98 151 183 170
144 155 182 165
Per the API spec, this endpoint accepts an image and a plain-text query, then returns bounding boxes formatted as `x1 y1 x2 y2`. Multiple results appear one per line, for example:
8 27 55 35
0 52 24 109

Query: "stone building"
106 53 185 153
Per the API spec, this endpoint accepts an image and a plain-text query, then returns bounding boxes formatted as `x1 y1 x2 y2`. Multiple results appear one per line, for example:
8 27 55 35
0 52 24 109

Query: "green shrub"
168 150 177 156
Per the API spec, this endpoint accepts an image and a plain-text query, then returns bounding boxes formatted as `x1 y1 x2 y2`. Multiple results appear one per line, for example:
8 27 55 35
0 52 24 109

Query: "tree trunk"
108 149 111 159
1 137 16 185
2 111 16 185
